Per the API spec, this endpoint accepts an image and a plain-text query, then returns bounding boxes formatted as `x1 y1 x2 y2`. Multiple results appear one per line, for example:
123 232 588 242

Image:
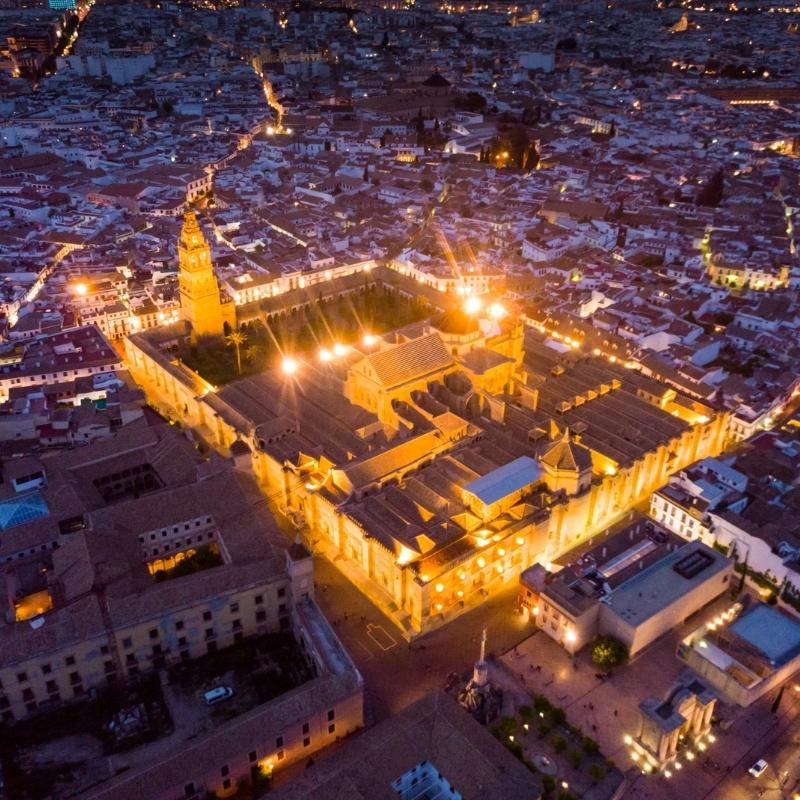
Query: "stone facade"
178 211 236 337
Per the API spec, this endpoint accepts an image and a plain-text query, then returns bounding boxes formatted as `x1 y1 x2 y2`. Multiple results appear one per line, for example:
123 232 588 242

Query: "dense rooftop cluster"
0 0 797 436
0 0 799 796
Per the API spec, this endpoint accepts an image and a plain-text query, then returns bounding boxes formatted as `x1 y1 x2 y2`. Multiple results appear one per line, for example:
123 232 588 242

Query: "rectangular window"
303 737 311 748
302 722 309 735
249 750 257 763
328 723 335 734
203 611 212 622
327 709 335 721
221 765 229 777
276 736 284 749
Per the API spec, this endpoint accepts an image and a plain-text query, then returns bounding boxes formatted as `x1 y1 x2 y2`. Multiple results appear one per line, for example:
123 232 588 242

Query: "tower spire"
177 212 235 336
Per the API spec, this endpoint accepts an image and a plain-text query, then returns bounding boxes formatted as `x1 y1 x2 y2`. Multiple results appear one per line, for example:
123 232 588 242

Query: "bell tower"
178 211 235 337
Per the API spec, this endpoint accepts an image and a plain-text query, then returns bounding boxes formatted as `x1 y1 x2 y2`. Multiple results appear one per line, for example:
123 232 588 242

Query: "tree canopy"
591 636 629 667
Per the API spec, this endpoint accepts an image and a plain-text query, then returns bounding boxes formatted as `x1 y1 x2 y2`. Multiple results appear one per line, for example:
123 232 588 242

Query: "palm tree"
225 330 246 375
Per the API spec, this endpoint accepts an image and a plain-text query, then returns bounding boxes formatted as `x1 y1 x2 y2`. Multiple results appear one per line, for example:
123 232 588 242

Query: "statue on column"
457 627 503 724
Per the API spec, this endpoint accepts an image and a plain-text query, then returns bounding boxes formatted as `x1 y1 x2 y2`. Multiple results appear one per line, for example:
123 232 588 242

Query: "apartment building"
0 325 122 402
0 419 294 722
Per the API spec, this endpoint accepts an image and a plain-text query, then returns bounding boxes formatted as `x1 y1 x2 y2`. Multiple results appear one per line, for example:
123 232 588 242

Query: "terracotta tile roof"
269 691 542 800
364 333 452 389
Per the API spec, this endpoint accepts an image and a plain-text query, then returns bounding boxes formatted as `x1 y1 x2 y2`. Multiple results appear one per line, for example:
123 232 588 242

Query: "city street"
311 555 530 724
312 546 800 800
701 702 800 800
272 500 800 800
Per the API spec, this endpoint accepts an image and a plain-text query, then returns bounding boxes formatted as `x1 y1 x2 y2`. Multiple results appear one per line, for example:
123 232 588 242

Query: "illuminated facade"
178 211 236 337
125 299 730 636
635 674 717 771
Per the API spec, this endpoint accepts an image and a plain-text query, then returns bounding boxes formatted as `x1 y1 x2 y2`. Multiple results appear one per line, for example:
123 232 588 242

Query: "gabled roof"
463 456 542 506
363 333 453 389
422 72 451 87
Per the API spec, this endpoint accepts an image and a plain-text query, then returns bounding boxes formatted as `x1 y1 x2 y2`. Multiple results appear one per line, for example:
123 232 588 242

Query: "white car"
203 686 234 706
748 760 768 778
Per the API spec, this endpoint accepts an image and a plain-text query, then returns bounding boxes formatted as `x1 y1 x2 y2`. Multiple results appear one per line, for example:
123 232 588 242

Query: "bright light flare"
282 357 299 376
487 302 506 319
333 343 347 357
363 333 377 346
464 296 482 315
319 348 332 362
75 283 88 296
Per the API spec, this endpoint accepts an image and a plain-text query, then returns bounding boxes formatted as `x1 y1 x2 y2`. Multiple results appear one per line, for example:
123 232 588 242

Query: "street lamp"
281 357 299 376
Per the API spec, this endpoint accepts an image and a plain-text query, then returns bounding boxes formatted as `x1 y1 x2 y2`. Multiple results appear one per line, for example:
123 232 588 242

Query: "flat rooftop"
604 541 731 627
729 604 800 667
541 518 684 617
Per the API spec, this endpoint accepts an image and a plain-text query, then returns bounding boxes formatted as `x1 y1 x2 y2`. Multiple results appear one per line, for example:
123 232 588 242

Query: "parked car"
203 686 234 706
749 760 768 778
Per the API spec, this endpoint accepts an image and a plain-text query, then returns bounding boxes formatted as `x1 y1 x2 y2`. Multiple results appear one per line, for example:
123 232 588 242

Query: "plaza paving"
275 502 800 800
500 594 800 800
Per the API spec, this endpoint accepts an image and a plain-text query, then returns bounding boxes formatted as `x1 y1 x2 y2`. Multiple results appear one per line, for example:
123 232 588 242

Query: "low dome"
430 309 480 336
